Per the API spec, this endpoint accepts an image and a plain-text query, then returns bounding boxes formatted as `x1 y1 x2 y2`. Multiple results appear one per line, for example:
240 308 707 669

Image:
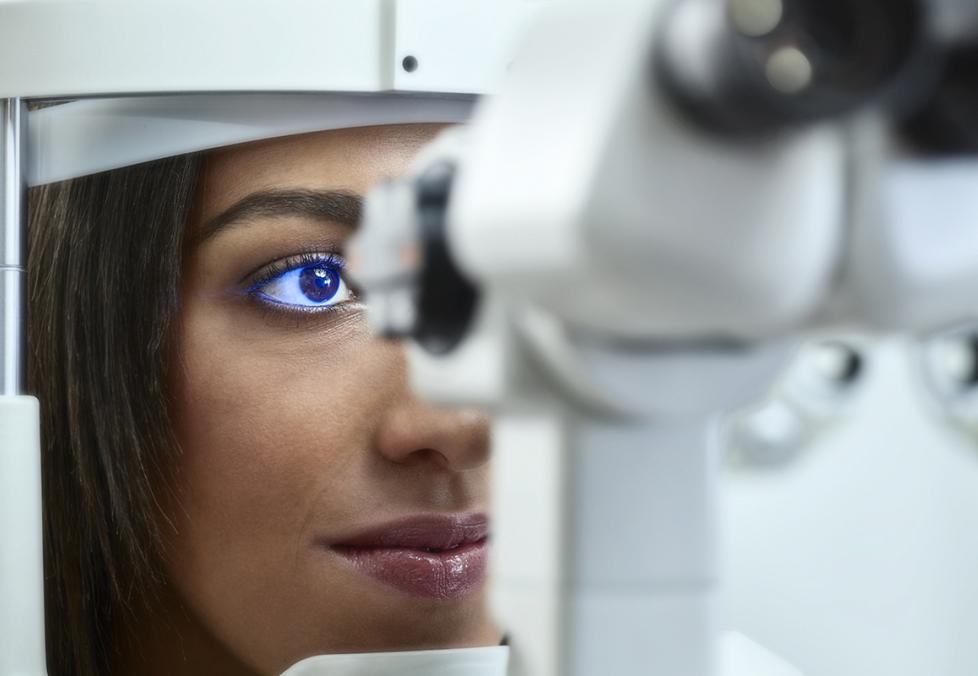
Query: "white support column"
0 97 47 676
563 413 719 676
2 98 27 396
489 338 793 676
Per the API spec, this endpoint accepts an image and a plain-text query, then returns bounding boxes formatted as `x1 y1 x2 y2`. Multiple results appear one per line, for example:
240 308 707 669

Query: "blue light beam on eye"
254 261 352 309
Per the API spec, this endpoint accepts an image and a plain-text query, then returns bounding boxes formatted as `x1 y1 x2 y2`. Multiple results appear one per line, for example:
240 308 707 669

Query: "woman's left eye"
249 255 353 310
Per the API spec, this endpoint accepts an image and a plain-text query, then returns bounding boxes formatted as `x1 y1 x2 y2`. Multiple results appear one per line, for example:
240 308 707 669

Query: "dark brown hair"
28 155 202 675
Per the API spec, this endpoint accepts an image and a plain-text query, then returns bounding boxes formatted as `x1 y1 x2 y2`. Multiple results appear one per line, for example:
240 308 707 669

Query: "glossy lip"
326 513 490 600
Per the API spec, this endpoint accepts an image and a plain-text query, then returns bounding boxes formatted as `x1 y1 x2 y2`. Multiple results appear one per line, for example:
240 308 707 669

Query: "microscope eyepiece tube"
656 0 935 135
413 162 480 356
1 98 27 396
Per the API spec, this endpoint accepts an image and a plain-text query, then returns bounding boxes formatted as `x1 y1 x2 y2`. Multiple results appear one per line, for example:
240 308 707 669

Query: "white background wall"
723 337 978 675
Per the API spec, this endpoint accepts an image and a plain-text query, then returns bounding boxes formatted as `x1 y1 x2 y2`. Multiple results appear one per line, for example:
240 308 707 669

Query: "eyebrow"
193 188 363 246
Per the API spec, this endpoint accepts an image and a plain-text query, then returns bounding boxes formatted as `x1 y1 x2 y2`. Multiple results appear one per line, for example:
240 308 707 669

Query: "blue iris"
299 265 341 303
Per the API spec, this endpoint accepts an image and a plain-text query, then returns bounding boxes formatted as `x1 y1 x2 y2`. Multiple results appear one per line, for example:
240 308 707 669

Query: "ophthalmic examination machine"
349 0 978 675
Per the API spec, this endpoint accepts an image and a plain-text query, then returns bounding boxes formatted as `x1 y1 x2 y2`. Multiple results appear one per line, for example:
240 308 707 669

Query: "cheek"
162 313 404 609
168 317 400 531
161 312 413 668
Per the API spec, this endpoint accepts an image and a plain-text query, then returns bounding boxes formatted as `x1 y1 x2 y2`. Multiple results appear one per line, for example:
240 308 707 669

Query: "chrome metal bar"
1 98 27 396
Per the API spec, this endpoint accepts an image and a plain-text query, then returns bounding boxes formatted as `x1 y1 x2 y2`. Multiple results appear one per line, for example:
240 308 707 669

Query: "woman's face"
164 124 499 674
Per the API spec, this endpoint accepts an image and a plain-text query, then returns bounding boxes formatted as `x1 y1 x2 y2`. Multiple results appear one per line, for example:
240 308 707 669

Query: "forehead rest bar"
28 93 476 187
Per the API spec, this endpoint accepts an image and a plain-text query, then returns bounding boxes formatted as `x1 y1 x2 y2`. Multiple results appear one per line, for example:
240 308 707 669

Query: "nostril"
374 401 491 470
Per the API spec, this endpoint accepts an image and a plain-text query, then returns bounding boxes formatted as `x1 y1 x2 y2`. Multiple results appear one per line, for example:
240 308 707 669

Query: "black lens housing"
901 43 978 154
657 0 938 135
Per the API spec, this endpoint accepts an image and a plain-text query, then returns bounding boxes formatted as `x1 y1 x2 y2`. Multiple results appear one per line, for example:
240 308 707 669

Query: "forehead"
194 124 446 226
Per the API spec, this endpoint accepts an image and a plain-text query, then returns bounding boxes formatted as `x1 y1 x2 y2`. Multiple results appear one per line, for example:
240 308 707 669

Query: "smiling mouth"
327 513 490 599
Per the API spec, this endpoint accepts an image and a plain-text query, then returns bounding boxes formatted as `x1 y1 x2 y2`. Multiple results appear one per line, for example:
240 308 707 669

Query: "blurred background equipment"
727 338 868 469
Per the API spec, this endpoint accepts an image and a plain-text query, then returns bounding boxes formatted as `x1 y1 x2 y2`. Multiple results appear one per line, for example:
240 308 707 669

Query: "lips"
328 513 490 599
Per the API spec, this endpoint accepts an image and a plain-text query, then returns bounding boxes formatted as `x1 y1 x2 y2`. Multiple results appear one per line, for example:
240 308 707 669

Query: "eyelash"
243 252 359 316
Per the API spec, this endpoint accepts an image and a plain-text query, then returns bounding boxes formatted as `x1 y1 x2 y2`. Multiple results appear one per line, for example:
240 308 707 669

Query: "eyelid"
242 251 347 291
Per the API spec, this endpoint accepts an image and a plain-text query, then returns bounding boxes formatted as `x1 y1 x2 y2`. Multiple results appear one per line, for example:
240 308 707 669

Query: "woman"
29 122 502 675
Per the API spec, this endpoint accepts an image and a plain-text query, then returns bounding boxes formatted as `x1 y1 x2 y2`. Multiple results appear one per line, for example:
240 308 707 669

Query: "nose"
374 397 491 472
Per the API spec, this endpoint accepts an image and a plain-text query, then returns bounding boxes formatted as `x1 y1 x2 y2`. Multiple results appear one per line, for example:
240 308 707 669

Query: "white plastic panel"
0 0 520 98
0 396 45 676
1 0 387 98
28 93 475 186
279 647 509 676
392 0 527 94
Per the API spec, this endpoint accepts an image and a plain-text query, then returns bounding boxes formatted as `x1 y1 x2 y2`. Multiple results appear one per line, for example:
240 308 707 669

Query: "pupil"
299 265 340 303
